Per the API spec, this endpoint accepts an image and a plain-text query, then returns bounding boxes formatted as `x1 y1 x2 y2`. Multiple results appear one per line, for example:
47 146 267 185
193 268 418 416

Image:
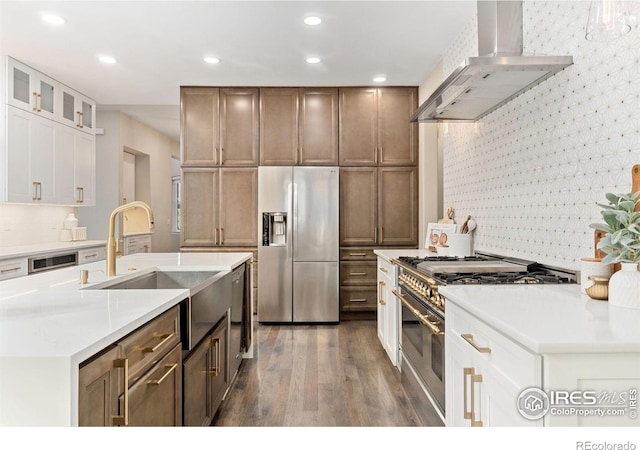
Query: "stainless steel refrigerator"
258 166 339 323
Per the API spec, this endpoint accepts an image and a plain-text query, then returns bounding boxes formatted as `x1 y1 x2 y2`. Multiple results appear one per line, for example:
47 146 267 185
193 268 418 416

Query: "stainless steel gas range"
393 252 578 426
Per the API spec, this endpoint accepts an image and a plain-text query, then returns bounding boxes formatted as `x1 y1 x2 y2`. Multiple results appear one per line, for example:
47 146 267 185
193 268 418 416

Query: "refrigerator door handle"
293 182 299 259
287 182 293 259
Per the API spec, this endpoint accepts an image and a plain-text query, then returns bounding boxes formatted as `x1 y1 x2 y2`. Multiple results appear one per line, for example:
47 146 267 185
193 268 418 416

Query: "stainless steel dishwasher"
230 264 245 376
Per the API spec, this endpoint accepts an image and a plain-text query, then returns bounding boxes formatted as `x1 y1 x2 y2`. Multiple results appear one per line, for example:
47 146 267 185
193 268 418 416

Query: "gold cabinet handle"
379 267 388 273
83 254 97 259
209 337 221 376
461 334 491 354
1 266 22 274
378 280 386 305
79 111 84 128
349 253 367 257
220 228 224 245
32 182 42 200
214 147 219 165
374 227 378 243
141 333 174 353
146 363 178 386
220 147 224 165
463 367 483 427
112 358 129 426
32 92 38 111
349 272 368 276
380 227 384 243
36 93 42 112
76 187 83 203
349 298 367 303
214 228 218 246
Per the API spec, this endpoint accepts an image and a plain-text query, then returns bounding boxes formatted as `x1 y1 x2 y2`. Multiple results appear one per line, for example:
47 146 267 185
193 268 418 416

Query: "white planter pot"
608 262 640 309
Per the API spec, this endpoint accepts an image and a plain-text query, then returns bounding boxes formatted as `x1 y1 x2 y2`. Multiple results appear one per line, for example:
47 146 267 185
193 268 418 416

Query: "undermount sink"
91 270 222 294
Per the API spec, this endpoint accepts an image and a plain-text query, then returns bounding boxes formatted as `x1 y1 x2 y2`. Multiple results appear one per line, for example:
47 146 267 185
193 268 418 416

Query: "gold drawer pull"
379 267 388 273
112 358 129 426
209 337 221 376
349 272 368 276
461 334 491 353
146 363 178 386
349 253 367 257
141 333 175 353
1 267 21 273
349 298 368 303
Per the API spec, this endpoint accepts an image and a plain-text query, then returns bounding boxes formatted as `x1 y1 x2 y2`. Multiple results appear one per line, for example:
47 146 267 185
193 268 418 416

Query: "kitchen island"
0 252 252 426
441 284 640 426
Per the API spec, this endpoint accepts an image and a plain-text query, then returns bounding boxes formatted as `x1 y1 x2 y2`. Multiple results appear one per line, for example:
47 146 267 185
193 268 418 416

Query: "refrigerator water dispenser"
262 212 287 246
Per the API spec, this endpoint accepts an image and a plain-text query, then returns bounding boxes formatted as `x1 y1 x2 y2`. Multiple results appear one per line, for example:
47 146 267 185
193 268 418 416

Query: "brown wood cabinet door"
78 346 120 426
123 344 182 426
183 337 212 426
378 88 418 166
219 168 257 246
340 167 377 246
181 168 219 246
220 88 259 166
378 167 418 246
339 88 378 165
209 318 229 416
300 88 338 165
181 87 220 166
260 87 298 165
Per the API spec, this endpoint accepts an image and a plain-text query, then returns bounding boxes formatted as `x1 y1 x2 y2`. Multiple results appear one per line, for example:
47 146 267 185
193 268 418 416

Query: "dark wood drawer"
340 286 377 312
118 305 181 386
339 247 376 261
340 261 376 285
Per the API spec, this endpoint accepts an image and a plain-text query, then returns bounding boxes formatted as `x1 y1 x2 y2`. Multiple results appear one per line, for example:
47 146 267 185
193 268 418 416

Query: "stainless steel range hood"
411 0 573 123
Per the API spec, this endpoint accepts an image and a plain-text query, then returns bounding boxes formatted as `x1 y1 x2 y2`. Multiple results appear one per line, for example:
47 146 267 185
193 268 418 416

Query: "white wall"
79 111 179 252
440 1 640 269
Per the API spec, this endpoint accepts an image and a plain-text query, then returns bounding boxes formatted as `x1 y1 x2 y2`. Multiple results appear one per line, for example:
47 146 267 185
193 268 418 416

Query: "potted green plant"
589 192 640 309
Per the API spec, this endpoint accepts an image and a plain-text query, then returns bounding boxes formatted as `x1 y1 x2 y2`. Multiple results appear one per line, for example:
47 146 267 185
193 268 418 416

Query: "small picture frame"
425 222 459 251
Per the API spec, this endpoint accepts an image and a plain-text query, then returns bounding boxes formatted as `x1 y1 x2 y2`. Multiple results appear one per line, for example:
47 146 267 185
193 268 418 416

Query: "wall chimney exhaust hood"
411 0 573 123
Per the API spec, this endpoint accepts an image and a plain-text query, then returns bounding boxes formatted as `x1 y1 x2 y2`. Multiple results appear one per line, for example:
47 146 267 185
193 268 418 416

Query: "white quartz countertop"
440 284 640 354
0 251 251 363
0 240 107 259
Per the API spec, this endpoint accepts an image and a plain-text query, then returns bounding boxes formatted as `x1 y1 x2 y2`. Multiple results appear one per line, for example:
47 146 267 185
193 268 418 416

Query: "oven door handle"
394 290 444 336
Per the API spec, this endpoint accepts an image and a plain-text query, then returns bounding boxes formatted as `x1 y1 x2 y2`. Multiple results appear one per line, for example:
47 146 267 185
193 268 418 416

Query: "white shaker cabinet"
6 106 57 203
446 302 542 427
376 256 399 366
56 125 96 206
6 57 59 122
58 85 96 134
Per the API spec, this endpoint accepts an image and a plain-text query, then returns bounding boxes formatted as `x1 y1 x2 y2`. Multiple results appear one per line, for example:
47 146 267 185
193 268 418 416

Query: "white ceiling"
0 1 476 141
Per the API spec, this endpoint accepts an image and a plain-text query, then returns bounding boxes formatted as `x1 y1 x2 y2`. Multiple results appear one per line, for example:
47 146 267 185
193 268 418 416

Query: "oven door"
399 286 446 418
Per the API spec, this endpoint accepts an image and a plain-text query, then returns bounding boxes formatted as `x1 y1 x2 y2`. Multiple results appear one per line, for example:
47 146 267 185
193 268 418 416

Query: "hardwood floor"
213 320 421 426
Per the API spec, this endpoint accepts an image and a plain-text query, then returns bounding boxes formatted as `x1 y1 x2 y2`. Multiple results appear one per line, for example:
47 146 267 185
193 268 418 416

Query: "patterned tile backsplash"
441 1 640 270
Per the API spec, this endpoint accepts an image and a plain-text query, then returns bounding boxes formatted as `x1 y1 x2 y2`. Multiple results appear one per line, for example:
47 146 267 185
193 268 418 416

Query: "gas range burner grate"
396 255 492 269
435 271 576 285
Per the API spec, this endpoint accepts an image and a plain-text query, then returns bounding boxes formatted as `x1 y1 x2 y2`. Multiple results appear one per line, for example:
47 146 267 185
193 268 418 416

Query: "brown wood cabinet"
182 316 229 426
260 87 338 165
181 87 259 167
340 167 418 247
181 167 257 247
339 87 418 166
78 306 182 427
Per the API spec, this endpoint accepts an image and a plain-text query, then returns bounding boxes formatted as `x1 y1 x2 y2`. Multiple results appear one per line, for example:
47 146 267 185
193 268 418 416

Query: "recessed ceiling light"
203 56 220 64
373 75 387 83
304 16 322 26
98 55 117 64
41 14 65 25
306 57 321 64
